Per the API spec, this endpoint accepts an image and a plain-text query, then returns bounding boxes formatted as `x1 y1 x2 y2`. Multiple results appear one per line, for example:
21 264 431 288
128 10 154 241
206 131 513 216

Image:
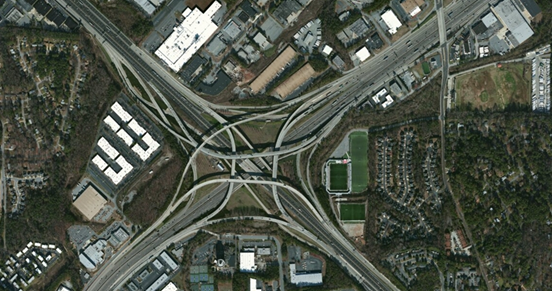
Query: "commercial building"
146 273 169 291
239 252 256 272
355 47 371 62
400 0 424 17
249 278 262 291
250 46 297 94
72 184 107 221
159 251 178 271
381 9 402 34
155 1 221 72
253 31 271 50
79 239 107 269
274 63 315 100
321 45 333 57
161 282 178 291
492 0 534 47
289 263 323 286
272 0 302 26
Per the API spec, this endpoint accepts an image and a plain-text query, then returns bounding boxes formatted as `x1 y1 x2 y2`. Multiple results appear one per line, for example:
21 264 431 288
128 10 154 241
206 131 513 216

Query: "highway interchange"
52 0 497 290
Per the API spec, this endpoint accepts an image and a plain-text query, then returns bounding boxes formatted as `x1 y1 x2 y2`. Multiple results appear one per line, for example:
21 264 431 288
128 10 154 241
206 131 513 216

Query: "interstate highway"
284 0 493 144
56 0 496 289
85 183 229 291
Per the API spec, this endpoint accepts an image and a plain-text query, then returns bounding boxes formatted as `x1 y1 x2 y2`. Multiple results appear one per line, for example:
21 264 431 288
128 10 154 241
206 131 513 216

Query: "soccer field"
340 203 366 221
349 132 368 192
329 163 348 191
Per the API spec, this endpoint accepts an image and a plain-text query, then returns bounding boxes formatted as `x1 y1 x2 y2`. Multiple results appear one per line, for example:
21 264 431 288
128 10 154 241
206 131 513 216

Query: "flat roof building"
160 251 178 271
355 47 371 62
381 9 402 34
161 282 178 291
239 252 256 272
250 46 296 94
274 63 315 99
400 0 424 17
321 45 333 56
289 263 322 286
155 1 221 72
146 273 169 291
492 0 534 46
253 31 270 50
73 184 107 220
250 278 262 291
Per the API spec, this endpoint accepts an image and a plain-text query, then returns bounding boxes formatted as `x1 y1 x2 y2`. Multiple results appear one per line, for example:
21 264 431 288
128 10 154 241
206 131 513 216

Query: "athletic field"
329 163 348 191
349 132 368 192
340 203 366 221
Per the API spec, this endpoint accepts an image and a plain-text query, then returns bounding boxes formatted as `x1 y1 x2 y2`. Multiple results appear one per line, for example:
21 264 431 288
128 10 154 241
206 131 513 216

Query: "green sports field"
329 163 348 191
340 203 366 221
349 132 368 192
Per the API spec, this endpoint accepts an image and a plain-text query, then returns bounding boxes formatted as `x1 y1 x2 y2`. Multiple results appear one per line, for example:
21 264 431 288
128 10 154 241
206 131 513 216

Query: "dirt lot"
455 62 531 110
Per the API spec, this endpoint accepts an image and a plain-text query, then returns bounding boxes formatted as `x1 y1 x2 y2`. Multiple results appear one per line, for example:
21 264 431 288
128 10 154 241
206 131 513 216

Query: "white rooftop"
250 278 262 291
103 115 120 132
98 137 119 160
321 45 333 56
409 6 421 17
160 251 178 271
111 102 132 123
128 119 146 137
116 128 134 146
355 47 371 62
104 155 133 185
493 0 533 45
132 133 160 161
161 282 178 291
92 154 108 171
481 12 498 28
155 1 222 72
146 273 169 291
239 252 256 272
381 9 402 34
289 263 323 286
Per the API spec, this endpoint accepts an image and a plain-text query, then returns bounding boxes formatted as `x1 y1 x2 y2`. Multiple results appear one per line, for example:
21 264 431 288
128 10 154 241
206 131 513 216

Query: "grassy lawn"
422 62 431 75
329 163 348 191
340 203 365 221
349 131 368 192
455 62 531 110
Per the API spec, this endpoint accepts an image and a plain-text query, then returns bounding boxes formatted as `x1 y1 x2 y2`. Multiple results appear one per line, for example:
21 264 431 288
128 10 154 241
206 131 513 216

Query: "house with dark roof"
33 0 51 15
519 0 541 20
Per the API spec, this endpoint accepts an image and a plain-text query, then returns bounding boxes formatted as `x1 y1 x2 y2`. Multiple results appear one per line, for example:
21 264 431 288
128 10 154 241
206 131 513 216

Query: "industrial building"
400 0 424 18
355 47 371 63
491 0 534 47
155 1 221 72
250 278 262 291
274 63 316 100
79 239 107 270
249 46 297 94
239 252 257 272
289 263 323 286
72 184 107 221
381 9 402 35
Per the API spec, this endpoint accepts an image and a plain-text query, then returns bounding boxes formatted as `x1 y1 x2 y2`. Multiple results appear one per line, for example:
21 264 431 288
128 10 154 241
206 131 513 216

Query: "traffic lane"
277 190 395 291
87 184 229 291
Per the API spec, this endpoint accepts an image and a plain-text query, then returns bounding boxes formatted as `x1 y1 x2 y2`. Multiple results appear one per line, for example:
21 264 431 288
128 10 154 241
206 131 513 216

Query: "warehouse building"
72 184 107 221
249 46 296 94
381 9 402 34
155 1 221 72
491 0 534 47
239 251 257 272
289 263 323 287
